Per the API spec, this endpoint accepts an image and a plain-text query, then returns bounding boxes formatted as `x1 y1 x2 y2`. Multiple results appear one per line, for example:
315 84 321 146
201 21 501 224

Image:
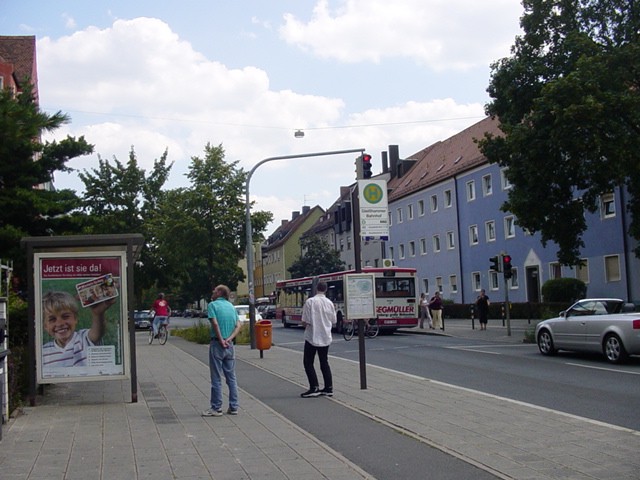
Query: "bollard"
470 304 475 330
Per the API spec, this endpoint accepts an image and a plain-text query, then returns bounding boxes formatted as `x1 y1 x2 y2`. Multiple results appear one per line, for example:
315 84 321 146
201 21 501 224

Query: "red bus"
275 267 418 333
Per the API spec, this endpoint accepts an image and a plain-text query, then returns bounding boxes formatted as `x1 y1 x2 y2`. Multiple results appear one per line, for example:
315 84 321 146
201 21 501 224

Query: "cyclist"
151 293 171 339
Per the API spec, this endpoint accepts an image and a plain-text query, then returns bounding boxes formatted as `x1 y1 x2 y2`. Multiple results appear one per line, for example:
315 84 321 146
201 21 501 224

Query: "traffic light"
489 255 501 272
503 254 513 279
362 153 373 179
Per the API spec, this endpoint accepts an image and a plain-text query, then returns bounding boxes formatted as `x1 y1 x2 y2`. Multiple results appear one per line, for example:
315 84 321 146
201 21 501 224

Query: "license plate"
384 320 396 324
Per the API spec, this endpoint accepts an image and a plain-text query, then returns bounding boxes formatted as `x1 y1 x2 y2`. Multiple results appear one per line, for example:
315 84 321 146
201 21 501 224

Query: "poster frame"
34 250 130 384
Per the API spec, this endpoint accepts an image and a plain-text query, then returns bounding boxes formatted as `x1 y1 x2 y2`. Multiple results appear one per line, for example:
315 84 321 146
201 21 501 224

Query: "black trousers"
303 340 332 389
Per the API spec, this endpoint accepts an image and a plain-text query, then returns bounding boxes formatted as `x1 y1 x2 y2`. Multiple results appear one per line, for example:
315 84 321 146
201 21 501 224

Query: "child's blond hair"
43 291 79 316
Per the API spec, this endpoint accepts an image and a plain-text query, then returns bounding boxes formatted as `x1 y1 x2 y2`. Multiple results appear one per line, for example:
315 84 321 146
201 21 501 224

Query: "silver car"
535 298 640 363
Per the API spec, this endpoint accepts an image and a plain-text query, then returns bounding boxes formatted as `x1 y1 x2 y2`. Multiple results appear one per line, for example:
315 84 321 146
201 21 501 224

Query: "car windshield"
236 307 249 315
569 300 624 316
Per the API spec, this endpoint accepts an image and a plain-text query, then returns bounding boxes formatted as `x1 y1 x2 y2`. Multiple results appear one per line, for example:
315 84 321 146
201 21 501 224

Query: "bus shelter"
21 234 144 405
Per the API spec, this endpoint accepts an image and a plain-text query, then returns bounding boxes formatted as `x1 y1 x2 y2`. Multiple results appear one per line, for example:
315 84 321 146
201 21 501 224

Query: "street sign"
344 273 375 320
358 179 389 238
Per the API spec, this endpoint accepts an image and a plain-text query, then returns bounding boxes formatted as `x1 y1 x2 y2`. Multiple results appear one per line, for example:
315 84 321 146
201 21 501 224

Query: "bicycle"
148 319 169 345
342 318 379 341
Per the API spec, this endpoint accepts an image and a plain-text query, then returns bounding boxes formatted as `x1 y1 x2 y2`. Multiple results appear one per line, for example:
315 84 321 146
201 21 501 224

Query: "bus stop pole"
351 184 367 390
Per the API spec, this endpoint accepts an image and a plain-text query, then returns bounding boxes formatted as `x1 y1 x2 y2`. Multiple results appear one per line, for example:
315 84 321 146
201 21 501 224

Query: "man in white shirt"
300 281 336 398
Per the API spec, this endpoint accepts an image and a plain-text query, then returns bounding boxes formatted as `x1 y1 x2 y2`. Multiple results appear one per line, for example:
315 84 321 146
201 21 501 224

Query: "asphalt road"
274 324 640 431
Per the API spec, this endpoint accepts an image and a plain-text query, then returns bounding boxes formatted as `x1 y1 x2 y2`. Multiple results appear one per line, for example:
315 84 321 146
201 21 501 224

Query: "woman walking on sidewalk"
419 293 432 329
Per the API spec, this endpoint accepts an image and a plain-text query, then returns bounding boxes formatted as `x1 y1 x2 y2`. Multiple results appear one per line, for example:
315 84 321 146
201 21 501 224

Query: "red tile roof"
388 116 502 201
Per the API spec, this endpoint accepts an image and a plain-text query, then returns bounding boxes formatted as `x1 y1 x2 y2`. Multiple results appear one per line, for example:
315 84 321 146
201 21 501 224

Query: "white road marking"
566 362 640 375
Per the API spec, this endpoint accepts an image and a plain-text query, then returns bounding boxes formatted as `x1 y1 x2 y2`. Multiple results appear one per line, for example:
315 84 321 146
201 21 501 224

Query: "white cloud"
279 0 521 70
62 13 76 30
36 15 488 234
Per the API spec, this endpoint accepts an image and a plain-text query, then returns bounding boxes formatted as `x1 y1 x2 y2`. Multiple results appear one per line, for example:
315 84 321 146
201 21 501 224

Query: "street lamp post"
245 148 364 349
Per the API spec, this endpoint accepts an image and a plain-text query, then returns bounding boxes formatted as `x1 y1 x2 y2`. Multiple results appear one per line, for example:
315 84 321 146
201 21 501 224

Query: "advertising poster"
35 252 129 383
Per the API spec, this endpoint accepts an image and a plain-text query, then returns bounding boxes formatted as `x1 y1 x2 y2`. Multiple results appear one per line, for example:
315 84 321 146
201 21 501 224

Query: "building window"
489 271 499 290
433 235 441 252
347 236 352 250
407 203 414 220
388 211 393 226
420 238 427 255
389 246 394 259
418 199 425 216
604 255 621 282
430 194 438 212
485 220 496 242
576 259 589 283
446 231 455 249
508 269 519 289
601 193 615 218
340 239 344 251
422 278 429 294
399 244 405 259
504 216 516 238
466 181 476 201
472 272 481 291
501 168 512 190
409 241 416 257
482 174 492 196
449 275 458 293
397 208 403 223
469 225 479 245
550 262 562 279
444 189 452 208
436 277 443 293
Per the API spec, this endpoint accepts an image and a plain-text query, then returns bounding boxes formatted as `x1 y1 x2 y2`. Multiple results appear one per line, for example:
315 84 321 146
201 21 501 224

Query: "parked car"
535 298 640 363
262 305 276 319
134 310 154 329
235 305 262 324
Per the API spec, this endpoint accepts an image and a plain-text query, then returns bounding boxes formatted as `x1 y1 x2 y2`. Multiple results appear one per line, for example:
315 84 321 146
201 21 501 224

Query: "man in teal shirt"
202 284 241 416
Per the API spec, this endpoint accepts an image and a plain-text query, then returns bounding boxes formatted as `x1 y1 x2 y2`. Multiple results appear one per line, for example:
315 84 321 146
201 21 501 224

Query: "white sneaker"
202 408 223 417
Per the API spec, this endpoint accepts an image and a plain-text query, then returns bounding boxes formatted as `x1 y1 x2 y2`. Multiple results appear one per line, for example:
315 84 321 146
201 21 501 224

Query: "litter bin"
255 320 272 356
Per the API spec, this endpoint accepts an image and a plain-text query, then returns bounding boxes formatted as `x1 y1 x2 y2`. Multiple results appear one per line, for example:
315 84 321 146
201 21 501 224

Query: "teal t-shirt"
207 298 238 339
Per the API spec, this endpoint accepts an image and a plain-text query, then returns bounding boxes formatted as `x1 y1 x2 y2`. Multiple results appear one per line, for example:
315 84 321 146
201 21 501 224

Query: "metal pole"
504 276 511 336
246 148 365 349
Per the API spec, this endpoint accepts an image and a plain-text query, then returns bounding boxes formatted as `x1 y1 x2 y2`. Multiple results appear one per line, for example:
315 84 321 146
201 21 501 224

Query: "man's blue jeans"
153 316 168 336
208 340 239 411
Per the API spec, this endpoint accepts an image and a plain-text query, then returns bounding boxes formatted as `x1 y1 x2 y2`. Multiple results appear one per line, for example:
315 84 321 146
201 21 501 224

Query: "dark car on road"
134 310 154 329
262 305 276 319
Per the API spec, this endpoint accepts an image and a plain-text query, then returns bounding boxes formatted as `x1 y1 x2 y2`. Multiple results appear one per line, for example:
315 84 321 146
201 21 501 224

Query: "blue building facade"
384 117 638 304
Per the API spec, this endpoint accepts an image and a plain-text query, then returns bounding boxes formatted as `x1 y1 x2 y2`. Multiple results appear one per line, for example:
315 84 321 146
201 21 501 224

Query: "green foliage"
7 291 29 413
541 278 587 303
480 0 640 265
0 83 92 275
288 234 346 278
78 148 173 302
171 320 211 344
171 321 250 345
148 143 272 301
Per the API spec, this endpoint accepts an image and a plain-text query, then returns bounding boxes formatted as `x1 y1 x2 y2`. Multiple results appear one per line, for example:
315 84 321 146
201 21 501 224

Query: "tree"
288 234 345 278
0 83 92 274
79 148 173 303
479 0 640 265
149 144 272 302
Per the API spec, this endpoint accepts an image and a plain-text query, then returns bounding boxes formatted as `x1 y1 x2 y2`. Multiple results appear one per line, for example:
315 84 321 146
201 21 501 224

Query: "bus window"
375 278 416 297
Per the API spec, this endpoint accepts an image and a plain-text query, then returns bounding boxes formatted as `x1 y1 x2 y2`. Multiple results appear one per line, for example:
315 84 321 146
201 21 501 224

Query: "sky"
1 0 524 235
